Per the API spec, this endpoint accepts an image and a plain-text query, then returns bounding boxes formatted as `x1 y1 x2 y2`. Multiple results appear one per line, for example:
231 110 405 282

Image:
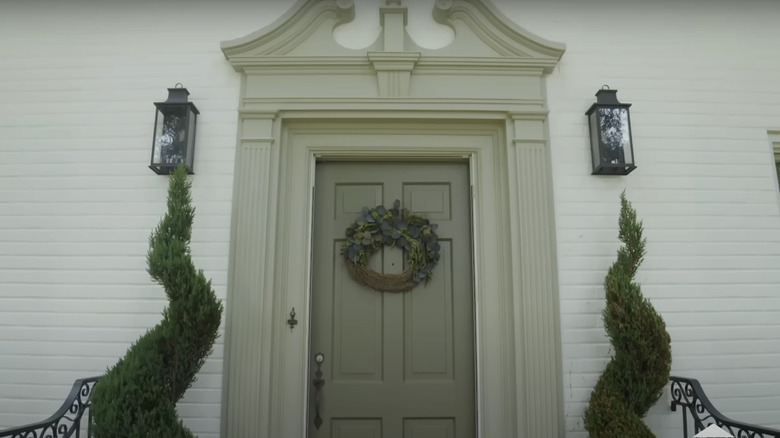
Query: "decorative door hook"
287 307 298 329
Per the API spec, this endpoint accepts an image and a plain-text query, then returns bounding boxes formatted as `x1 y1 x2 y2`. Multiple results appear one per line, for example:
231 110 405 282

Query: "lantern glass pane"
621 112 633 164
153 107 188 167
185 109 197 168
589 111 600 170
598 107 630 166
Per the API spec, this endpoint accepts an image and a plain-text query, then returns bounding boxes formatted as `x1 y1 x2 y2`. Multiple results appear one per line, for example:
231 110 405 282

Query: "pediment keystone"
368 52 421 97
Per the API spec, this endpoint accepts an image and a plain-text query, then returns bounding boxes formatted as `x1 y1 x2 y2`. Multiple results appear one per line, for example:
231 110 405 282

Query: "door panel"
404 418 454 438
331 418 383 438
332 240 383 380
310 162 474 438
404 240 453 380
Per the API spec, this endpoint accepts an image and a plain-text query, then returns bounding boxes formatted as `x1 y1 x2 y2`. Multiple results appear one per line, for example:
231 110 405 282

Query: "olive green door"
309 162 475 438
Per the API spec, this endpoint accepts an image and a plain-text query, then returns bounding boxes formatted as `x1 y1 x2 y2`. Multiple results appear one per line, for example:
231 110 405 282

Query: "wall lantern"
150 84 199 175
585 86 636 175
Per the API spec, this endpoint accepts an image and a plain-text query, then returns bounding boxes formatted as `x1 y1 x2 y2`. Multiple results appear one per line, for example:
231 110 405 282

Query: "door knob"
312 353 325 430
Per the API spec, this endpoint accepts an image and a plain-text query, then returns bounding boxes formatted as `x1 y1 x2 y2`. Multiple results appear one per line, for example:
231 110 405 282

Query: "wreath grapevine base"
341 200 440 292
345 262 417 293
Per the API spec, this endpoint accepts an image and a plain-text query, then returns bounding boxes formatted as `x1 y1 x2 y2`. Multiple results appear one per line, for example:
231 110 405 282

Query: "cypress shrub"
91 165 223 437
583 192 672 437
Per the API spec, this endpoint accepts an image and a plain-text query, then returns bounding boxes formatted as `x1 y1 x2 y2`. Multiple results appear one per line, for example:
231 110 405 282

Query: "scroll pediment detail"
222 0 564 64
221 0 360 62
430 0 565 61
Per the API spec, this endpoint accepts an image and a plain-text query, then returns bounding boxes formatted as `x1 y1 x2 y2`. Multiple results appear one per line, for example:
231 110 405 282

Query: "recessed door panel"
332 243 384 381
403 418 455 438
404 241 453 381
331 418 382 438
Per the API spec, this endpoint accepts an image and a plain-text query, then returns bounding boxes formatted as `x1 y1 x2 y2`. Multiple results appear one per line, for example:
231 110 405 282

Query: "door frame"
267 119 521 438
223 112 563 438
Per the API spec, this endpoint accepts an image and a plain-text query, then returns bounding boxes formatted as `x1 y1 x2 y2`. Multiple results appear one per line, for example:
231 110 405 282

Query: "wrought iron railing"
670 376 780 438
0 376 100 438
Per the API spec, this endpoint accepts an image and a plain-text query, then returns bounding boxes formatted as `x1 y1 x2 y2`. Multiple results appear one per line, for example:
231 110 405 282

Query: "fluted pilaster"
509 115 564 438
223 113 278 438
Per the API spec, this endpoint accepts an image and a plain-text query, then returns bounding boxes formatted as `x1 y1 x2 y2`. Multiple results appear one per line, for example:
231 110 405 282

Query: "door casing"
221 3 565 435
223 110 563 438
264 120 517 437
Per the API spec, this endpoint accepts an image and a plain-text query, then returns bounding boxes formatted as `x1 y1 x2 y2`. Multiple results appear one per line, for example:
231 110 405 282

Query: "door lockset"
312 353 325 430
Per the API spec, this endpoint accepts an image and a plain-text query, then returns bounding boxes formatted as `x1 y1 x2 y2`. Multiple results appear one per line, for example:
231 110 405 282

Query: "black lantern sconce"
585 86 636 175
150 84 199 175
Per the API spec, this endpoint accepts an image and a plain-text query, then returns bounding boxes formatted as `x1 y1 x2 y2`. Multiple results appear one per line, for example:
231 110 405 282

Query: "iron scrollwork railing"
670 376 780 438
0 376 100 438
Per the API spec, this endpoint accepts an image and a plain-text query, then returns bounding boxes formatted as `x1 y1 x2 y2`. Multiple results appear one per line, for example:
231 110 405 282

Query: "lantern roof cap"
155 84 199 113
595 85 631 106
586 86 631 115
164 85 190 104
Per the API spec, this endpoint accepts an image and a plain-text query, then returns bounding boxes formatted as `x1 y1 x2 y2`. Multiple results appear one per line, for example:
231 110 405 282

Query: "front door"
309 161 475 438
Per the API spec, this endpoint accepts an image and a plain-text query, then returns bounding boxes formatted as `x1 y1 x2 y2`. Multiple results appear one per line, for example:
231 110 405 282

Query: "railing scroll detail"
0 376 100 438
670 376 780 438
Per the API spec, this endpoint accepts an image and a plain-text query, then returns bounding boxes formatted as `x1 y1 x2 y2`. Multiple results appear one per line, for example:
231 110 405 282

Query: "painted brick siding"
0 2 287 437
503 1 780 437
1 1 780 438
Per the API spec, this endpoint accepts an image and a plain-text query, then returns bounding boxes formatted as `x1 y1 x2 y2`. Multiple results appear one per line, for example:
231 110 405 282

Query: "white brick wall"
501 1 780 436
1 1 779 437
0 2 287 437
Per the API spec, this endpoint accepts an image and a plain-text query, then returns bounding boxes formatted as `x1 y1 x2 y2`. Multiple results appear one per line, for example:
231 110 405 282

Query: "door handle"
312 352 325 430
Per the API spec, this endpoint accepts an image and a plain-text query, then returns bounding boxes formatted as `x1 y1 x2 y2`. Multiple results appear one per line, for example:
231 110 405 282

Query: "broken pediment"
222 0 564 68
221 0 564 98
220 0 368 63
428 0 565 64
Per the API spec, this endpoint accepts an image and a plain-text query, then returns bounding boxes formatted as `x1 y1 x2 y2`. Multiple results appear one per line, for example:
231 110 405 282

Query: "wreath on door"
340 200 440 292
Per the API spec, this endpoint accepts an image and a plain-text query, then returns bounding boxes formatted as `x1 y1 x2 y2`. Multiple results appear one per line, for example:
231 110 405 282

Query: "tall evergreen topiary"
583 192 672 437
91 165 223 437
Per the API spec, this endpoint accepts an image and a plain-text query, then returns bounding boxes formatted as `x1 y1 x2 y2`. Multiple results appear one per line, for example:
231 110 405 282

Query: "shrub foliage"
583 192 672 437
91 166 223 437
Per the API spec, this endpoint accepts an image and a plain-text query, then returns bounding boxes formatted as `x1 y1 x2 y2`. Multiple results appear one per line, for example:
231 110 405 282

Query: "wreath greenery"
341 199 440 291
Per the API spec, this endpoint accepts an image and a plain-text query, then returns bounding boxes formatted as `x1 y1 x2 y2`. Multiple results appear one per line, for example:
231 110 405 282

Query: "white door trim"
220 1 565 436
274 121 513 438
223 113 563 438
